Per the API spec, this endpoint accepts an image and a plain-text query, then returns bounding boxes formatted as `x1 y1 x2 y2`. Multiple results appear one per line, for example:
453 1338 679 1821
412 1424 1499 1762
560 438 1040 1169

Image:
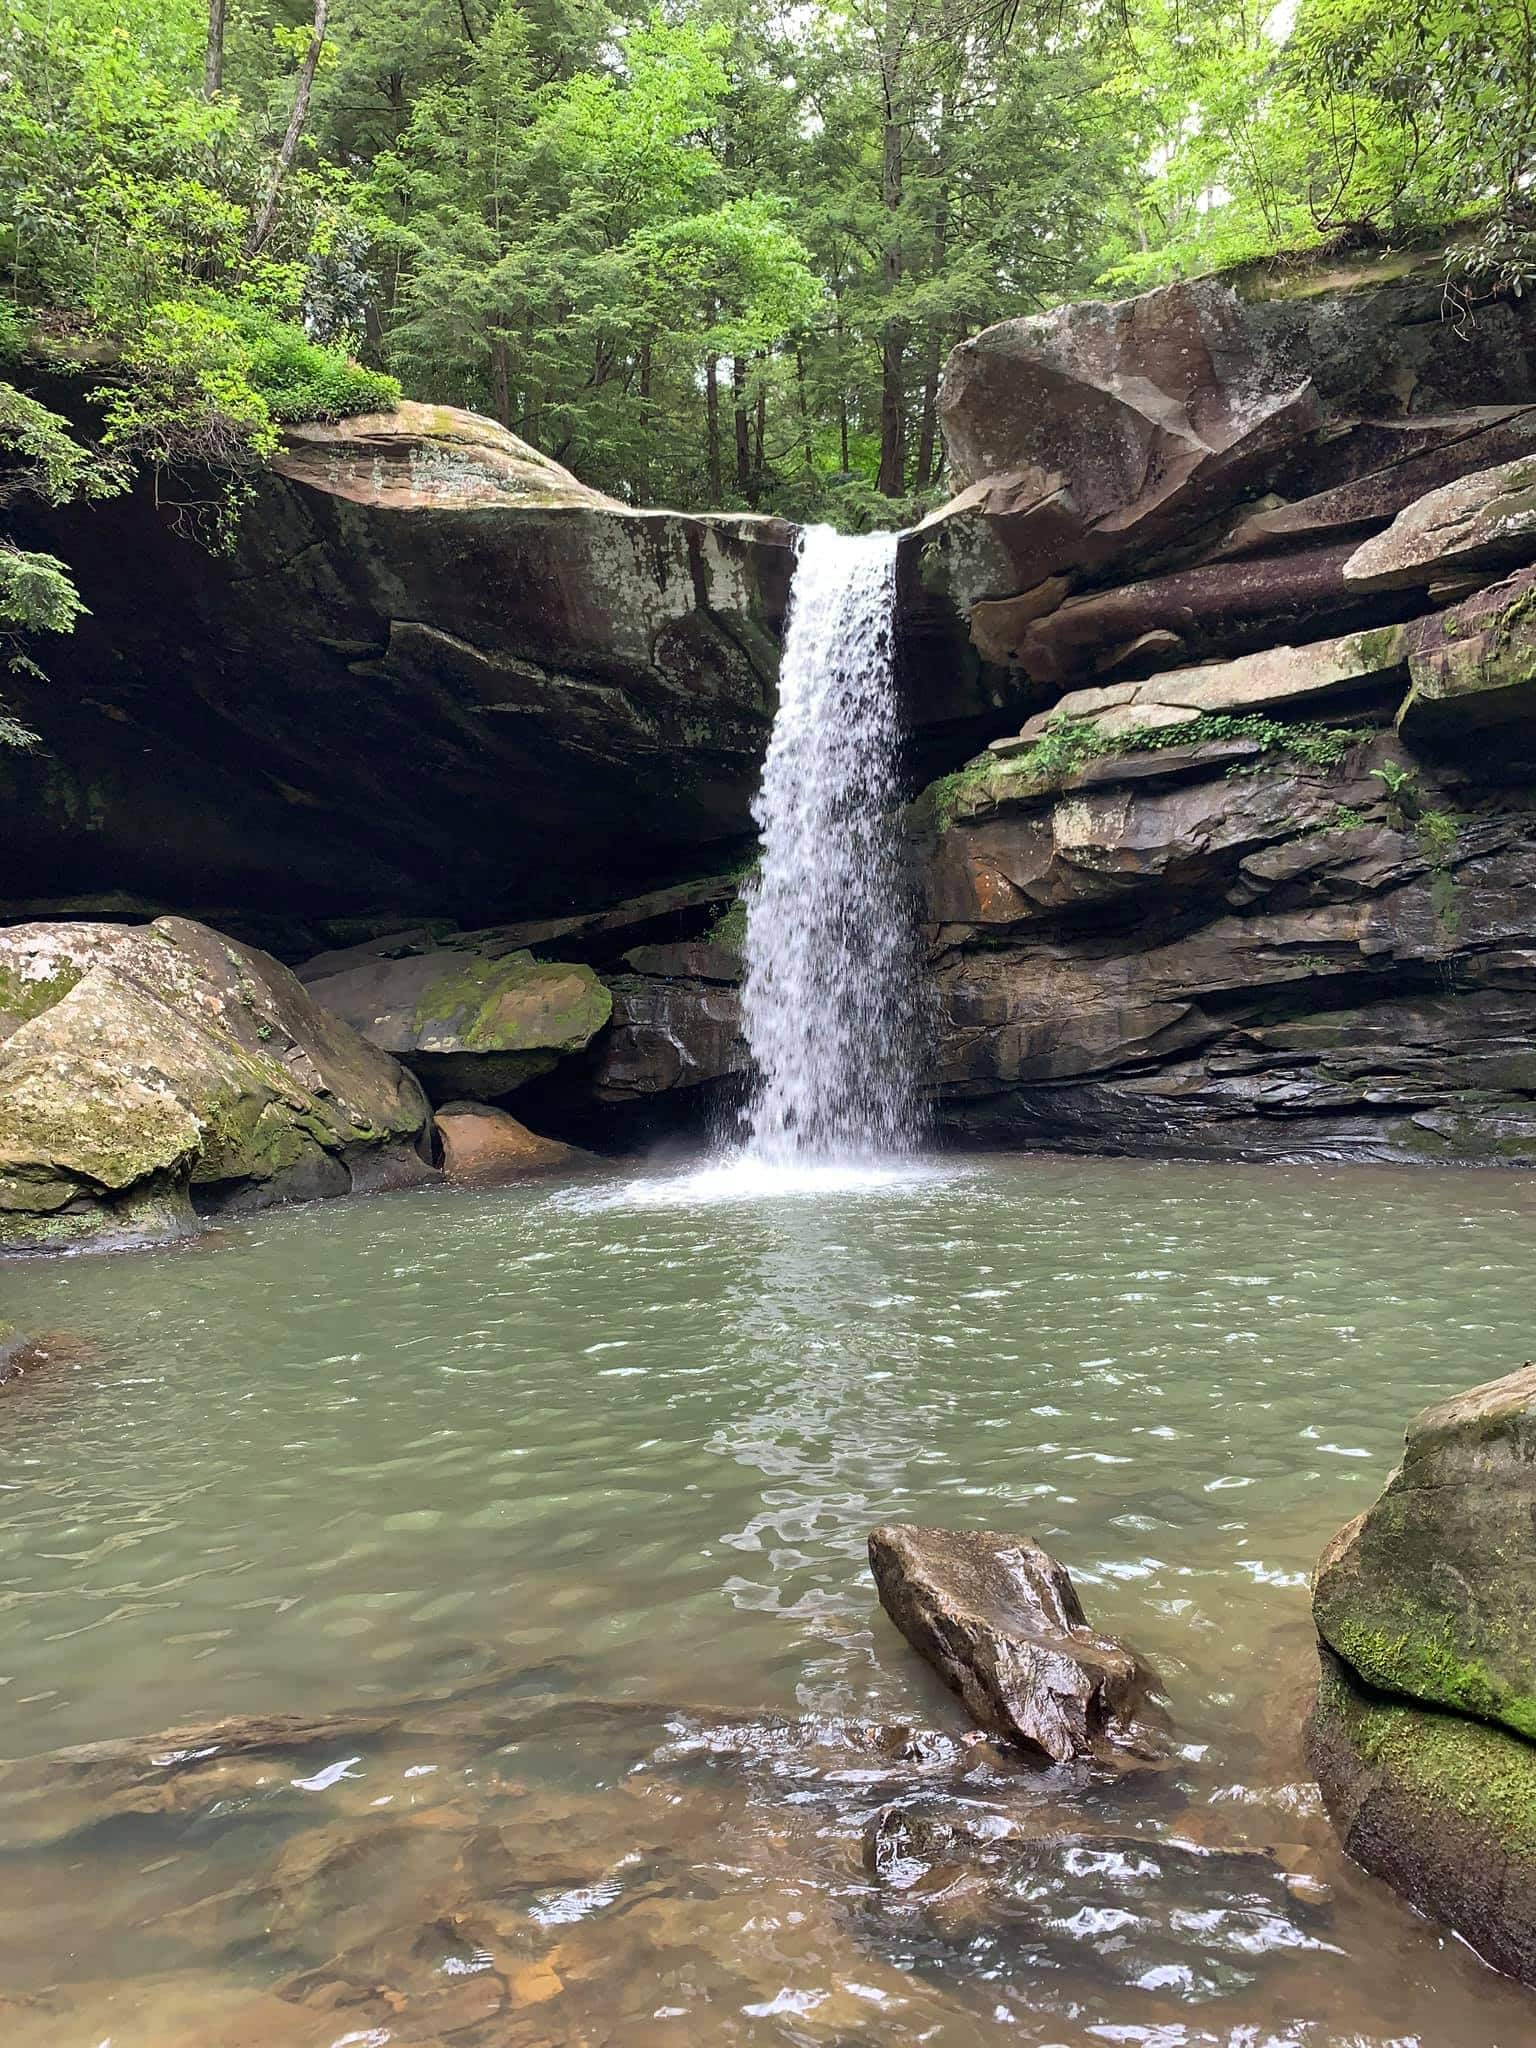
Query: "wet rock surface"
0 1665 1356 2048
918 725 1536 1163
1314 1362 1536 1737
906 248 1536 1168
1307 1646 1536 1988
0 917 434 1252
868 1524 1169 1765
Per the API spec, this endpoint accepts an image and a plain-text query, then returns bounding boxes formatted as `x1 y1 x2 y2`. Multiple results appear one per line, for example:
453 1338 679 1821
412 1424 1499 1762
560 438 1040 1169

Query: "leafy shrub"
920 713 1375 831
235 307 400 423
1005 712 1369 785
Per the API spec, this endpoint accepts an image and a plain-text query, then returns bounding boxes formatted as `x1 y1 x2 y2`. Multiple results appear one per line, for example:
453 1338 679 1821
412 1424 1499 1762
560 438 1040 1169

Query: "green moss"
916 759 995 832
0 962 82 1025
1326 1615 1536 1741
709 898 749 950
915 714 1374 832
1322 1657 1536 1859
413 950 611 1054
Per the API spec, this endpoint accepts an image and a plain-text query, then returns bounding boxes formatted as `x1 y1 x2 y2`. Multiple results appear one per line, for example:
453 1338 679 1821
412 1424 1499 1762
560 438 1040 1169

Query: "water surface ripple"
1 1154 1534 2044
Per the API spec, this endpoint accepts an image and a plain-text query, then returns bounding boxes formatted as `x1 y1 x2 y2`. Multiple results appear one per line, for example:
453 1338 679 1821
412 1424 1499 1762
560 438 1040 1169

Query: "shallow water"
2 1152 1535 2044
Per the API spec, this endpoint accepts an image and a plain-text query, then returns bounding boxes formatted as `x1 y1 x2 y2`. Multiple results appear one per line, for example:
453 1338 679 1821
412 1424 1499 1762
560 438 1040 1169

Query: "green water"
2 1153 1535 2045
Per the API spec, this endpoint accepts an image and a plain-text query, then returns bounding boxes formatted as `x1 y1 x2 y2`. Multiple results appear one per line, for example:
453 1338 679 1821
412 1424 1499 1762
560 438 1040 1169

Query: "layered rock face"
0 918 434 1251
1 404 1018 949
1 406 793 939
1307 1365 1536 1983
914 250 1536 1162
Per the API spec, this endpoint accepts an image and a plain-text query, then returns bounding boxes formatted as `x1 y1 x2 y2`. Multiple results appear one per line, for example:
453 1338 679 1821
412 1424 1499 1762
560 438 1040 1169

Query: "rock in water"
1306 1362 1536 1983
0 917 434 1253
1314 1361 1536 1738
434 1102 586 1183
1306 1646 1536 1987
867 1524 1169 1765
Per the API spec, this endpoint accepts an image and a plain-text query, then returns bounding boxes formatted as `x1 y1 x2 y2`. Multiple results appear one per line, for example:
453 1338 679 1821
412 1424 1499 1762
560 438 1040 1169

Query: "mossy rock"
1306 1645 1536 1984
300 942 612 1104
0 918 434 1255
1314 1362 1536 1742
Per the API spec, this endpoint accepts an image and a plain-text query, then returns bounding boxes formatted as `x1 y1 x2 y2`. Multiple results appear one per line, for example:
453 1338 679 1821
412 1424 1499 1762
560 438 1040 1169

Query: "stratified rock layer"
2 407 794 938
868 1523 1168 1765
0 918 433 1252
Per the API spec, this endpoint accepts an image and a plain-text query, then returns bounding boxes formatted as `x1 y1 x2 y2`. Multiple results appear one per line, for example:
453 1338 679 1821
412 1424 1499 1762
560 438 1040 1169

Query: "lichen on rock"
0 917 434 1254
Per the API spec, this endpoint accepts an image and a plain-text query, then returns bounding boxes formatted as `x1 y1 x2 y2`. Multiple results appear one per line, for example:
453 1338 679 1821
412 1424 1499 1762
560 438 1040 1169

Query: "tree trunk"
795 349 815 477
733 356 752 502
489 336 511 427
705 357 723 505
915 117 950 492
914 328 942 490
243 0 330 261
204 0 227 98
876 8 907 500
753 355 766 476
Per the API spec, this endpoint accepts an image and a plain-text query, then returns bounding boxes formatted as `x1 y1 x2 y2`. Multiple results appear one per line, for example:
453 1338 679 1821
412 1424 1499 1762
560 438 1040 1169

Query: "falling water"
739 525 925 1163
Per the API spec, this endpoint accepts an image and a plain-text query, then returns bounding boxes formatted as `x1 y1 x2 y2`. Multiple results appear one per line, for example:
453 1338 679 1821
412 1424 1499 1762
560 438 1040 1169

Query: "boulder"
919 247 1536 699
434 1102 586 1183
1313 1362 1536 1740
867 1523 1169 1766
1306 1646 1536 1988
0 917 433 1253
936 275 1320 588
298 936 611 1102
1307 1364 1536 1985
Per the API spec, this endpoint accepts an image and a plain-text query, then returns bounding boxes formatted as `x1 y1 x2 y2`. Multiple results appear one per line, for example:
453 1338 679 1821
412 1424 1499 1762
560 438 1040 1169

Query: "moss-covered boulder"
0 918 434 1253
1314 1363 1536 1739
298 937 611 1102
1306 1647 1536 1986
1308 1362 1536 1983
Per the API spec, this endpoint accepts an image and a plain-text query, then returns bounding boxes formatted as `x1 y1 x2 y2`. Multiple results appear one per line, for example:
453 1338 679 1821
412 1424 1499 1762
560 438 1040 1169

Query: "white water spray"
738 525 926 1164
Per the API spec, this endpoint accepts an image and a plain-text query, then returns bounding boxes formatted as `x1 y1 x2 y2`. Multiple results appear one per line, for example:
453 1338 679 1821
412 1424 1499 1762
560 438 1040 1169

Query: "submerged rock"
868 1524 1169 1766
0 917 434 1253
298 936 611 1102
862 1799 1332 1999
434 1102 587 1183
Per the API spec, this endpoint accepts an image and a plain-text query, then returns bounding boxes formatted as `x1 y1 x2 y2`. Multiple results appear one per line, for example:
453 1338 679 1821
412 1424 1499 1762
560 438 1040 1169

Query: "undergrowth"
924 713 1375 830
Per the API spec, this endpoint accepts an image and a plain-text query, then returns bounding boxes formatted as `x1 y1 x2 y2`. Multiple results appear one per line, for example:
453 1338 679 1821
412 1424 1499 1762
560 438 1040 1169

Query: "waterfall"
739 525 925 1164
